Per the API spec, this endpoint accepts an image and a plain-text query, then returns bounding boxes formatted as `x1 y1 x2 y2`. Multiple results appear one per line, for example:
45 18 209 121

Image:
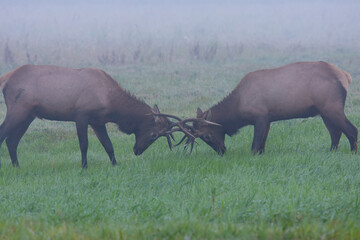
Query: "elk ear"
153 104 160 114
153 104 161 123
197 108 203 118
204 110 212 121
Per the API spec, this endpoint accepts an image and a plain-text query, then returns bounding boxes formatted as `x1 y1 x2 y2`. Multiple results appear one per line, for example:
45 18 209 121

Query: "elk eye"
151 133 158 140
204 134 211 141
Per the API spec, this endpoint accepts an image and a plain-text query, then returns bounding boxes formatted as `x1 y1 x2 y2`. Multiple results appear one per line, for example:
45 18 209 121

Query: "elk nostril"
133 147 139 156
217 146 226 156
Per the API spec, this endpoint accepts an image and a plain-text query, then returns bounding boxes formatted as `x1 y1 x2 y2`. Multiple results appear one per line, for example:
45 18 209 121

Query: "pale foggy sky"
1 1 359 47
0 0 359 69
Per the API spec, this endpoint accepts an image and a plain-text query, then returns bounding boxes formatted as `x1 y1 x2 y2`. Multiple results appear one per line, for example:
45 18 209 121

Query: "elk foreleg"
259 122 271 153
76 119 89 169
252 117 270 155
91 124 117 166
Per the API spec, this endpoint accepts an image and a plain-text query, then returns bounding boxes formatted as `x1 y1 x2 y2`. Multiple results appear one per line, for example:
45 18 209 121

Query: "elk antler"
151 112 196 151
180 118 222 127
172 118 223 153
151 112 222 153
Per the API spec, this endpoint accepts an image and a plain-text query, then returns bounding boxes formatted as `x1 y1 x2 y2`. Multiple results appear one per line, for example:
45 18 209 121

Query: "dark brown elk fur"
0 65 174 168
190 61 358 155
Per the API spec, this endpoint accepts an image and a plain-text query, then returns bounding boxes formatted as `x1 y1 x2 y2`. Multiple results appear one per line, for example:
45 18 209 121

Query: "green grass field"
0 59 360 239
1 2 360 239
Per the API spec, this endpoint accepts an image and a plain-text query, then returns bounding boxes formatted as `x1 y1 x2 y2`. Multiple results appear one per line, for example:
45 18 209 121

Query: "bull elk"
0 65 186 168
181 61 358 155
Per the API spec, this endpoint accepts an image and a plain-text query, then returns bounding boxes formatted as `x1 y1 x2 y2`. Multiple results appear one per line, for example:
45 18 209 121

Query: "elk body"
0 65 175 168
190 61 358 155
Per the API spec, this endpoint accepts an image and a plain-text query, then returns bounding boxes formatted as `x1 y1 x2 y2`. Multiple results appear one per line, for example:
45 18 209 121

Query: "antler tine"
164 120 196 139
169 133 176 141
166 127 196 151
166 127 182 135
152 112 219 132
166 135 173 151
152 112 182 122
189 139 197 154
183 135 197 153
181 118 222 127
152 112 192 135
165 127 190 138
173 134 188 147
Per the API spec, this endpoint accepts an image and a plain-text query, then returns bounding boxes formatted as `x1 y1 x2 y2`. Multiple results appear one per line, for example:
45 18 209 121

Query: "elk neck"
209 91 247 136
110 90 153 135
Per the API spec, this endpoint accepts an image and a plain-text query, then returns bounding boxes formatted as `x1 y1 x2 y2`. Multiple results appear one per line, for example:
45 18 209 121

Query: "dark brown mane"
123 89 148 106
99 69 148 107
211 90 236 112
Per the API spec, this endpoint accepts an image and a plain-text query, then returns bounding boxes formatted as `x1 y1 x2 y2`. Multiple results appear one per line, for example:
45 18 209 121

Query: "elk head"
190 108 226 155
133 105 175 155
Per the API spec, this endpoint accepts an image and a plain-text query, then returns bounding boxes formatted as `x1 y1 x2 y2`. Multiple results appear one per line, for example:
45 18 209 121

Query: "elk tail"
0 68 16 91
339 70 352 92
343 70 352 85
327 62 352 92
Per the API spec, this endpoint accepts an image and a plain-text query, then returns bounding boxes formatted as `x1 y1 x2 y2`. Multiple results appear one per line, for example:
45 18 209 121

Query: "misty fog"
0 1 359 71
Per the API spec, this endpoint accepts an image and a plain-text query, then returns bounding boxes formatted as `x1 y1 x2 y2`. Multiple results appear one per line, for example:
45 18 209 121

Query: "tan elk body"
191 61 358 154
0 65 175 168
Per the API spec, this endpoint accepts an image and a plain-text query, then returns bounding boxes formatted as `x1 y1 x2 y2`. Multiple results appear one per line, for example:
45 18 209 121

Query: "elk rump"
190 61 358 154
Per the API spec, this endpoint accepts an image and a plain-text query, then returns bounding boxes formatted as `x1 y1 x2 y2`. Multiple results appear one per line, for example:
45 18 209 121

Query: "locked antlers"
152 111 221 153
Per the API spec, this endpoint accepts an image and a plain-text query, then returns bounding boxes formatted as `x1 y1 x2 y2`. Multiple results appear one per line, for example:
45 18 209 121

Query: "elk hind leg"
322 117 342 151
0 115 14 148
343 117 358 153
0 110 32 167
322 111 358 153
6 116 34 167
91 124 117 166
